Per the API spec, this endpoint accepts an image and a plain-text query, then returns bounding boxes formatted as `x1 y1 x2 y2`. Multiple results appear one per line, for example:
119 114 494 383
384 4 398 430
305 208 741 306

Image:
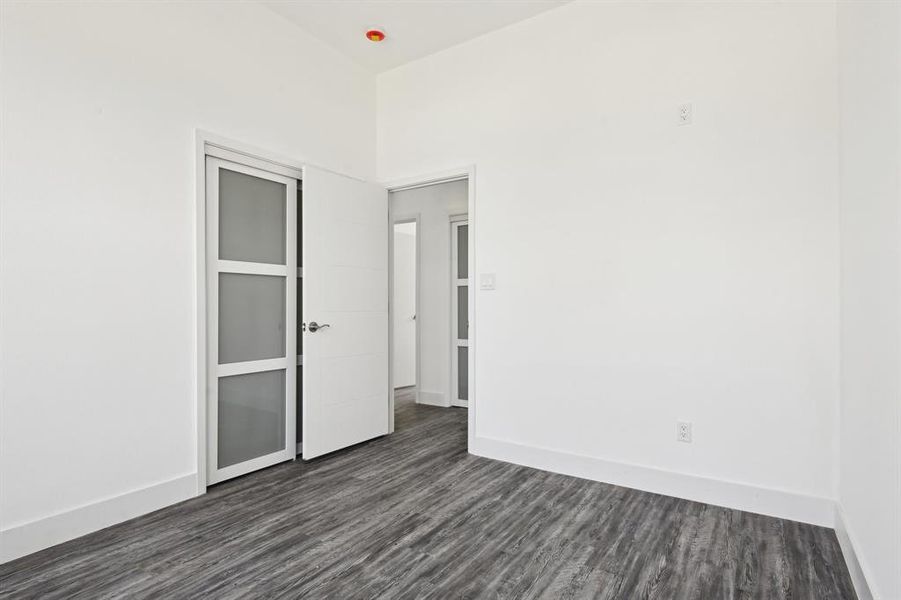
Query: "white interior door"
206 157 297 484
393 222 417 388
302 166 390 459
451 217 469 408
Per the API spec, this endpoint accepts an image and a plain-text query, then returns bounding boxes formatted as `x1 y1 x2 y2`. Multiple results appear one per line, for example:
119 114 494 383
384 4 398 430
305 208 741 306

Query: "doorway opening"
392 220 418 394
389 176 472 438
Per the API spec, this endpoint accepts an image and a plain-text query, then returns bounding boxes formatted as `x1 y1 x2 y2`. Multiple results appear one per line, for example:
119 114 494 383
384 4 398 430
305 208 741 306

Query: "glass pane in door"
457 286 468 340
218 273 286 364
219 169 287 264
456 224 468 279
218 369 286 468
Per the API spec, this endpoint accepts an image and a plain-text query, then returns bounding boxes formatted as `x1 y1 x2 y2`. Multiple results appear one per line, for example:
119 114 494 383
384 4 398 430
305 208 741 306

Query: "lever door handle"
308 321 330 333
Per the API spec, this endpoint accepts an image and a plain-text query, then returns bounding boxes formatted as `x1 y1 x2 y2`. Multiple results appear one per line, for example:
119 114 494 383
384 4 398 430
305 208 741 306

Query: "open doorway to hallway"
390 178 470 432
393 221 417 394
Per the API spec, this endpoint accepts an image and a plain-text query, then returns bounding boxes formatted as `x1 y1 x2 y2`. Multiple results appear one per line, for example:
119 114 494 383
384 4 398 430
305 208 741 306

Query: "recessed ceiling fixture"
365 29 386 42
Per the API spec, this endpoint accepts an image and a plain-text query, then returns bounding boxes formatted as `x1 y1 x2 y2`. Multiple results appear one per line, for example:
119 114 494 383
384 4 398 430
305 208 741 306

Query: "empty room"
0 1 899 599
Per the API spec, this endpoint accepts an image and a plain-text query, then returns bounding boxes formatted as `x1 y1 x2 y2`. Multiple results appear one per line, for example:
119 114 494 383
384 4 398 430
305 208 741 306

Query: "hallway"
0 390 854 599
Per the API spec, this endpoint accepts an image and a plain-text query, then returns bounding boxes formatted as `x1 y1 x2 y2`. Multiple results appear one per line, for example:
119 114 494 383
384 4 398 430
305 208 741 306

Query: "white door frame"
384 167 476 446
449 215 469 408
390 215 421 405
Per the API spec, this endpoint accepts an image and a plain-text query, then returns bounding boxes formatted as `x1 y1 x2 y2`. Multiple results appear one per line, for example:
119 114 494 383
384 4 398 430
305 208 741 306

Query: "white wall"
836 2 901 598
378 0 840 520
391 181 468 406
5 0 894 579
0 0 375 561
393 223 417 388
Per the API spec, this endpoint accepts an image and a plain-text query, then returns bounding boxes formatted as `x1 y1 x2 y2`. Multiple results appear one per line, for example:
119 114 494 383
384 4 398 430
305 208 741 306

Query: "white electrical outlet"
677 421 692 443
480 273 496 290
678 103 693 126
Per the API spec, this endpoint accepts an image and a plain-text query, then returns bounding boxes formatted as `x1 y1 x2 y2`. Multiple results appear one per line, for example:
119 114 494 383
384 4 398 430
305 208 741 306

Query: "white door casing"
302 166 390 459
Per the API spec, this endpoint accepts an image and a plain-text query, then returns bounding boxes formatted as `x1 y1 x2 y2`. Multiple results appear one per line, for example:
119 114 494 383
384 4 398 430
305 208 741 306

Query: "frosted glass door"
451 218 469 407
206 157 297 485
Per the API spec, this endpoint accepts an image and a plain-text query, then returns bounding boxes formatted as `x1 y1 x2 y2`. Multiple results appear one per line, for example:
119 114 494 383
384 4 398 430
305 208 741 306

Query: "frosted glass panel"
457 224 468 279
458 346 468 401
218 369 286 468
219 273 285 364
457 286 468 340
219 168 286 265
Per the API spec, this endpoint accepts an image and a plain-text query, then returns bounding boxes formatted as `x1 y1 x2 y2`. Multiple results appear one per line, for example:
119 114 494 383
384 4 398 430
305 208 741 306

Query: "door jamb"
383 166 476 449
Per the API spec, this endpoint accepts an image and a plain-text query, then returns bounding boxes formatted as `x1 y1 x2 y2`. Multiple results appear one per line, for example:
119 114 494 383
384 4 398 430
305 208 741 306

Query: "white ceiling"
262 1 571 73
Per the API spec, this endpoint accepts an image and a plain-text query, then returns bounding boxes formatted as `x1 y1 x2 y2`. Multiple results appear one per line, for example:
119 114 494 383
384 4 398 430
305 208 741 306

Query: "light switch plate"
480 273 496 290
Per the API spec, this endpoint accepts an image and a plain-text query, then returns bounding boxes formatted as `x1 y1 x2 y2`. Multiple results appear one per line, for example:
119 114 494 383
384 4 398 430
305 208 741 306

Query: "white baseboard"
417 390 447 407
470 435 834 527
0 473 198 564
834 505 876 600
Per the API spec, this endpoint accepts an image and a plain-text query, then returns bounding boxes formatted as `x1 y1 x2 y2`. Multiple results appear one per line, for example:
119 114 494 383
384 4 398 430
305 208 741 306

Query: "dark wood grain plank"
0 390 856 599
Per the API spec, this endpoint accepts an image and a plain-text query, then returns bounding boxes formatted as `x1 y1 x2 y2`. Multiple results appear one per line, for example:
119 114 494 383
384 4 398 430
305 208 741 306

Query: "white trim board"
197 129 366 182
417 390 447 407
470 435 835 527
0 473 197 564
834 505 876 600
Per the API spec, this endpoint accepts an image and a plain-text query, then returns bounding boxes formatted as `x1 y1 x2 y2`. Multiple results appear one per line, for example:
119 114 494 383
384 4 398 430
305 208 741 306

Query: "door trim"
384 166 476 447
194 130 307 495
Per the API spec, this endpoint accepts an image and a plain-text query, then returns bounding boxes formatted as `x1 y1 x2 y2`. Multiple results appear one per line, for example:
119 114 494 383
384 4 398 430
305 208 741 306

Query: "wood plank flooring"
0 389 856 599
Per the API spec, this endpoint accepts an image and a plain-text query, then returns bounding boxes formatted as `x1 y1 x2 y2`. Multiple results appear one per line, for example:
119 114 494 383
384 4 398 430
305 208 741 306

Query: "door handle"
308 321 330 333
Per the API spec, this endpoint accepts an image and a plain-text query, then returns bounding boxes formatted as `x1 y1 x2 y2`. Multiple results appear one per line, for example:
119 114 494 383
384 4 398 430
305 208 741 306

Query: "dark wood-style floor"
1 389 856 599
